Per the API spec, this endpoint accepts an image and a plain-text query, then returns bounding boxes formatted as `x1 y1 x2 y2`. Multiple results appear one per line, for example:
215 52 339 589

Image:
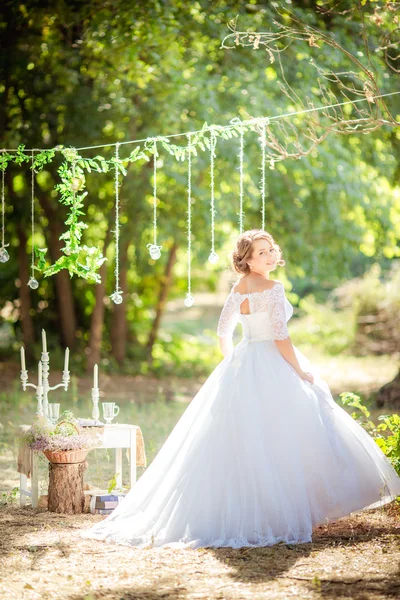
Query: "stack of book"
89 493 126 515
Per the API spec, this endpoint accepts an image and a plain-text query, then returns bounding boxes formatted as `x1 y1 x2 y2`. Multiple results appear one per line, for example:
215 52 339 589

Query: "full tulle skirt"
81 339 400 549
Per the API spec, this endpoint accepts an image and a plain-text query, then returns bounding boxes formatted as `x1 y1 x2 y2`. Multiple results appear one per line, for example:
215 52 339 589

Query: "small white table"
20 424 139 508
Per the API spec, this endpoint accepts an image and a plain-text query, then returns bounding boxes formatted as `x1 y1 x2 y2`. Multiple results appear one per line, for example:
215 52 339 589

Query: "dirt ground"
0 502 399 600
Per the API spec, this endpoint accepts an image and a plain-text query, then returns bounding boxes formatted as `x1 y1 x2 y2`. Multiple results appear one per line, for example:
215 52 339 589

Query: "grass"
1 350 398 497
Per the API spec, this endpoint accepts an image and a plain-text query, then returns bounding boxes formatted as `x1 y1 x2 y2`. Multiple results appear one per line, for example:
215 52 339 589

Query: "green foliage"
289 296 356 356
374 414 400 476
42 148 103 282
150 332 222 378
107 473 119 493
0 487 19 506
0 0 400 371
333 262 400 355
340 392 400 476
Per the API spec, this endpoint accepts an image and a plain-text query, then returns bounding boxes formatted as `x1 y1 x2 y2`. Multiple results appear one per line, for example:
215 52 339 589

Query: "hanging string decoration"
238 127 245 233
0 151 10 263
230 117 246 233
27 150 39 289
0 90 398 283
184 134 194 308
208 131 219 264
146 139 162 260
110 143 123 305
259 118 269 231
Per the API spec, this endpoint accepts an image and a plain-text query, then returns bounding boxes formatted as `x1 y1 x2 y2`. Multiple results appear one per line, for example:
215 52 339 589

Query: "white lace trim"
217 283 291 341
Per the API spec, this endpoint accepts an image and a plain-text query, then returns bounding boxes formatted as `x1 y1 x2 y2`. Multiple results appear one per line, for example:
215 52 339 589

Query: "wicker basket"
43 449 88 464
54 420 80 435
43 420 89 463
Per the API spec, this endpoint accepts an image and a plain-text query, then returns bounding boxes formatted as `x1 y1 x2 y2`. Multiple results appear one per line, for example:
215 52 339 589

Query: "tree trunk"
376 369 400 409
110 240 130 363
146 241 178 360
37 190 77 349
48 460 87 514
16 221 35 358
87 228 111 371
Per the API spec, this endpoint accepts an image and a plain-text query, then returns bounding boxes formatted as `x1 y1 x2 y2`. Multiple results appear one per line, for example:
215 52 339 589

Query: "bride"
82 229 400 549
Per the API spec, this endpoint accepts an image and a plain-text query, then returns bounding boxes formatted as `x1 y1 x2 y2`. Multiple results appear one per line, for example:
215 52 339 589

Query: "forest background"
1 4 400 597
0 0 399 395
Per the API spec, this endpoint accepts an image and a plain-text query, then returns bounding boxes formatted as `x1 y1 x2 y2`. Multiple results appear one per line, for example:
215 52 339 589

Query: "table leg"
20 474 27 507
130 428 137 488
115 448 123 489
31 451 39 508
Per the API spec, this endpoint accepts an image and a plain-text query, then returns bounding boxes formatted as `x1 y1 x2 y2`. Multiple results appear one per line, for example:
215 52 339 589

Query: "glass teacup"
102 402 120 425
48 403 60 425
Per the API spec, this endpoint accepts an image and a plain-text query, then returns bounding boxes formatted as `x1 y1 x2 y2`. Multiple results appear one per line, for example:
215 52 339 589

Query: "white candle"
20 347 26 371
38 361 42 386
41 329 47 353
94 364 98 389
64 347 69 372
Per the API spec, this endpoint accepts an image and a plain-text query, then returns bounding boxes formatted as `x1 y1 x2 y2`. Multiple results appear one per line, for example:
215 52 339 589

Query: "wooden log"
48 461 88 514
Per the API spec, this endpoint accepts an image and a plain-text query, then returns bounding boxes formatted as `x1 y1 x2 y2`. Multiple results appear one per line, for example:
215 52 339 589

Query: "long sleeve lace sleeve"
216 291 239 339
269 283 290 341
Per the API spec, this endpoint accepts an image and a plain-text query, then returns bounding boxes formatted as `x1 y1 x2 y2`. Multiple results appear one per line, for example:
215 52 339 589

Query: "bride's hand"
298 370 314 384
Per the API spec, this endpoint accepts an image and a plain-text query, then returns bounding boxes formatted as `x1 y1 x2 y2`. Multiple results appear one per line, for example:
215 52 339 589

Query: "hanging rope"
110 143 123 304
238 128 244 234
259 119 268 230
208 131 219 264
1 91 398 153
28 150 39 289
184 134 194 307
147 140 162 260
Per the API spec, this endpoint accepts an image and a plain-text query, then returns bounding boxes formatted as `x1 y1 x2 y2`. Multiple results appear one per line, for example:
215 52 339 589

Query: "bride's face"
247 239 278 273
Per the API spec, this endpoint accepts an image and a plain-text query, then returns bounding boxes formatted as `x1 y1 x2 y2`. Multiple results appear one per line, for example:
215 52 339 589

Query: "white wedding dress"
82 282 400 549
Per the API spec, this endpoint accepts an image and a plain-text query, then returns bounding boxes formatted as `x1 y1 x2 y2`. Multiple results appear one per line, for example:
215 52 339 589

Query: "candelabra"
20 329 70 418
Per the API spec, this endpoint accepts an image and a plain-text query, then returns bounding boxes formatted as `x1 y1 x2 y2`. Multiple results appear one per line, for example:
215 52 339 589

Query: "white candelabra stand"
91 363 100 423
20 329 70 417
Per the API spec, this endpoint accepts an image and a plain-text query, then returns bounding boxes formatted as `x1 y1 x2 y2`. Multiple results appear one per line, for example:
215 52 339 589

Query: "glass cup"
48 403 60 425
102 402 120 425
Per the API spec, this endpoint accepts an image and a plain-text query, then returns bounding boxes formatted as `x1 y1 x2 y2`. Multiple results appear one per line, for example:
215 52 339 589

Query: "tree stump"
48 461 88 514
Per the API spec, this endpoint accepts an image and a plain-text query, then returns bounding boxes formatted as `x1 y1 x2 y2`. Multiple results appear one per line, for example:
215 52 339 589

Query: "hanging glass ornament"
208 131 219 267
110 143 124 304
147 243 162 260
208 250 219 264
110 291 123 305
28 150 39 289
184 293 195 308
0 247 9 263
28 276 39 290
147 139 162 260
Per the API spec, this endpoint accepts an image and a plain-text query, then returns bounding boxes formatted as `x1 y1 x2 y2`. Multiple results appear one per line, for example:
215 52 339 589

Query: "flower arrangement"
24 411 96 463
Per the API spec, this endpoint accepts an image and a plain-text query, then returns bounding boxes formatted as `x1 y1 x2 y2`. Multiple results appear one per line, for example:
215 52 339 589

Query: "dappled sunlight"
0 505 399 599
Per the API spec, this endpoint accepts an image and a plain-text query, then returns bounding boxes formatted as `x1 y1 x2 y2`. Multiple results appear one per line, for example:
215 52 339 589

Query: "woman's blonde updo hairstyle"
231 229 285 276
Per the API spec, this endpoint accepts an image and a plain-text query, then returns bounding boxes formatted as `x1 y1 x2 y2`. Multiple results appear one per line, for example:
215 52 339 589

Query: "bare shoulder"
232 276 248 294
232 277 281 294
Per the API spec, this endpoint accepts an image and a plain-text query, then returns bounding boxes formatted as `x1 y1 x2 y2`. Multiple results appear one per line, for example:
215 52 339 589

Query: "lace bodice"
217 282 292 341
